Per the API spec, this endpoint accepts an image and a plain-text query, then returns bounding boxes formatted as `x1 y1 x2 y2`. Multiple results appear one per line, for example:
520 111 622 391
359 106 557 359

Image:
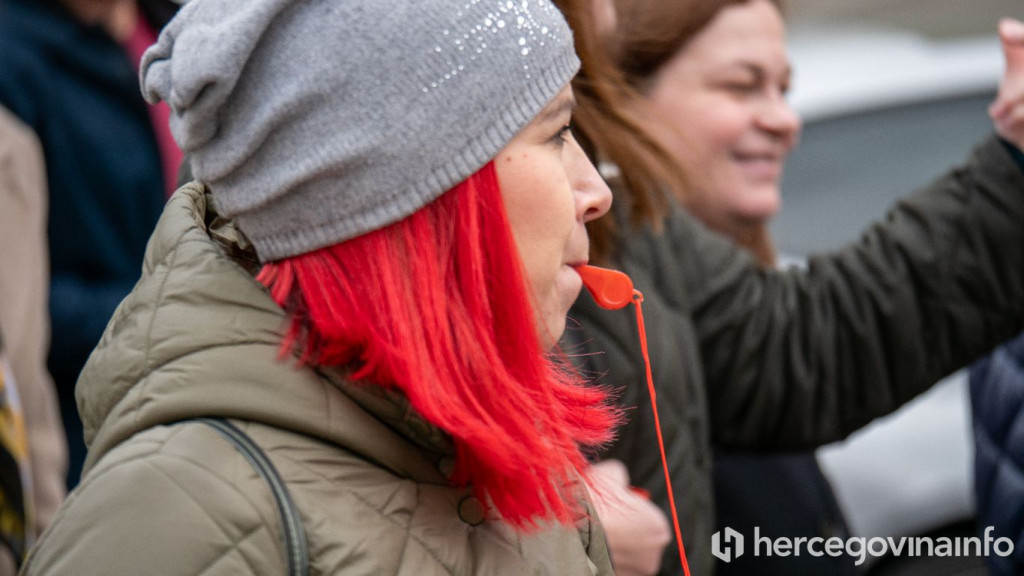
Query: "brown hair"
613 0 764 90
554 0 688 263
559 0 784 265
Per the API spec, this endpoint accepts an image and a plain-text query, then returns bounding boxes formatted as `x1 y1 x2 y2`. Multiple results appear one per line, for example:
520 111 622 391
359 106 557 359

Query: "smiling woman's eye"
723 80 758 95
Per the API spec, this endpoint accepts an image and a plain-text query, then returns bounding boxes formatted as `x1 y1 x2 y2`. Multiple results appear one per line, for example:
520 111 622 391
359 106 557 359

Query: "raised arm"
678 131 1024 448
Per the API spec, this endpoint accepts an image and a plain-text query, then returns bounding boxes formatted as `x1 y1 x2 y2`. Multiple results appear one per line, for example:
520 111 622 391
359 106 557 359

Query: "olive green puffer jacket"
23 184 614 576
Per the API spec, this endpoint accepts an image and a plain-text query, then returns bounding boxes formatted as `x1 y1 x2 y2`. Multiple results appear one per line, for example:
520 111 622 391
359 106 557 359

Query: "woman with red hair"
22 0 623 574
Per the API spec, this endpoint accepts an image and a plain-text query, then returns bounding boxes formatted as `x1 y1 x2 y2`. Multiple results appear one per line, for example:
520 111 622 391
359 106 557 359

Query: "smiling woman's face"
645 0 801 240
494 85 612 349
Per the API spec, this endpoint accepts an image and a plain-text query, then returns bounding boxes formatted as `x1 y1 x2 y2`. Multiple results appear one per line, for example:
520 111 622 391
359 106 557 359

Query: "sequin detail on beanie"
423 0 568 92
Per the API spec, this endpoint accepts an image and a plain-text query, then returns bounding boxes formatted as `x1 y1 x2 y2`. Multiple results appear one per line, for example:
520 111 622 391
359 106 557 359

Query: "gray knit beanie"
141 0 580 262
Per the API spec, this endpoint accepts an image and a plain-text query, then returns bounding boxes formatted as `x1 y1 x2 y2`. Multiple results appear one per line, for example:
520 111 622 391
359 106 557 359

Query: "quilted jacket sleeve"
21 425 287 576
0 106 67 535
970 333 1024 576
671 135 1024 449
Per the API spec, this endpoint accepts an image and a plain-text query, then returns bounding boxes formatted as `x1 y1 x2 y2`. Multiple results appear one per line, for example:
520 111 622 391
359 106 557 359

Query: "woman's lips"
734 153 783 181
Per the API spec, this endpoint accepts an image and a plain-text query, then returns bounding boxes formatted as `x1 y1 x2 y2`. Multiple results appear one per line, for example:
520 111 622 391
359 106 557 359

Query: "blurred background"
787 0 1021 38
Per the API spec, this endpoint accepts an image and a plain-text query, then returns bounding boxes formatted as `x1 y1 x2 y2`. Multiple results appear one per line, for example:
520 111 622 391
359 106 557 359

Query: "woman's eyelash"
557 124 573 142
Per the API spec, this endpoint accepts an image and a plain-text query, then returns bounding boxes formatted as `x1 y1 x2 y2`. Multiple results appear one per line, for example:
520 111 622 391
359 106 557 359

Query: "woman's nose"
758 95 802 148
565 136 613 223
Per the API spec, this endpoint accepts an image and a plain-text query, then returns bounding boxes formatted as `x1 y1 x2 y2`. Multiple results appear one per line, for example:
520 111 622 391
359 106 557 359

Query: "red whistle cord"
632 290 692 576
574 265 690 575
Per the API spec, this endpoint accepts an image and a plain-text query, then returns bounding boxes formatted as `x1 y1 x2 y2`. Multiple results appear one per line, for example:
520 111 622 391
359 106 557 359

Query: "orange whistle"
575 265 634 310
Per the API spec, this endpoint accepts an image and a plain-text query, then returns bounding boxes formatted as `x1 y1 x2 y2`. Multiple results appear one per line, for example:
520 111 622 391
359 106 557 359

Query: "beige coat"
22 184 614 575
0 105 66 574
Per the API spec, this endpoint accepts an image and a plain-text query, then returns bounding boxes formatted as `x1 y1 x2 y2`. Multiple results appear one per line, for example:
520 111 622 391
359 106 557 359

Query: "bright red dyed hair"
256 161 619 528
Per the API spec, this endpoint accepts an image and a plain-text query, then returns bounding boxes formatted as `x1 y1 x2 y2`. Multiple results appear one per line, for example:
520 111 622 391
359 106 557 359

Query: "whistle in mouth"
575 265 635 310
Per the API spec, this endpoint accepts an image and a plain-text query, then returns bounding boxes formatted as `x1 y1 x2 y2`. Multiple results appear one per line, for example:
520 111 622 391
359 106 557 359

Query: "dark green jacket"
570 135 1024 575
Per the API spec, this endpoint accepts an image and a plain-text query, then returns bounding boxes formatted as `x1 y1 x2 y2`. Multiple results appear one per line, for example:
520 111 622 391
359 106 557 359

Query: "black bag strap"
194 418 309 576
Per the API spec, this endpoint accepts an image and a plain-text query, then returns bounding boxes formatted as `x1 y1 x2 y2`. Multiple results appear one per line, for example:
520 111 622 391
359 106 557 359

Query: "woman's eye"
724 81 758 95
555 124 573 145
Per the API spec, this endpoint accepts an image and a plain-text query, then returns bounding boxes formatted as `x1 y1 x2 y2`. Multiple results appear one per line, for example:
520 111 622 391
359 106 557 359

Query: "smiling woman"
615 0 797 265
643 0 800 256
554 1 1024 576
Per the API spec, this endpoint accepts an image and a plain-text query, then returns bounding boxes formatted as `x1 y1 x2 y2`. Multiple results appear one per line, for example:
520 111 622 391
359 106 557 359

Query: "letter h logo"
712 527 745 563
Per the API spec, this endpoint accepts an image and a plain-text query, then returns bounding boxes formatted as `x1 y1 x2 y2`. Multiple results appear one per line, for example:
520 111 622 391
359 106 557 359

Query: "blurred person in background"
0 0 182 487
606 1 848 574
0 105 67 574
553 0 1024 573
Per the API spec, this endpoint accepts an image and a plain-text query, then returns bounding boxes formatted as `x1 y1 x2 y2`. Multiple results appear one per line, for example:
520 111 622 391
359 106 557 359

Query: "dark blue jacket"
0 0 173 484
972 332 1024 576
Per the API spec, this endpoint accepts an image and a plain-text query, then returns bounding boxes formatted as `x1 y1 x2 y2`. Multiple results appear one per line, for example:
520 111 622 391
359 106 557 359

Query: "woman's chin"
732 185 782 223
537 267 584 349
